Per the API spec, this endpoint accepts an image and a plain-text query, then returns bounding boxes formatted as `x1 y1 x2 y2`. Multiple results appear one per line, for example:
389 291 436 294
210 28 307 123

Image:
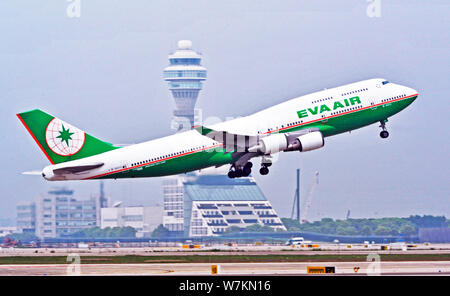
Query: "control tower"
164 40 207 131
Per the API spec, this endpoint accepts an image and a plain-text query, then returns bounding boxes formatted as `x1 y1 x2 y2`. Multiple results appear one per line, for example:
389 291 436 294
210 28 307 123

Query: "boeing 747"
17 78 418 181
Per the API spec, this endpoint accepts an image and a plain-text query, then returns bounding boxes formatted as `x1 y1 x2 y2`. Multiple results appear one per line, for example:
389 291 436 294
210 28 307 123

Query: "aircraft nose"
407 86 419 97
401 85 418 100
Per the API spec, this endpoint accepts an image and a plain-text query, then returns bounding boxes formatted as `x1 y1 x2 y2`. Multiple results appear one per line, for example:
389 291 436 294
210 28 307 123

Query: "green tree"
225 226 241 233
280 218 301 231
374 226 391 236
399 224 417 235
151 225 170 237
360 225 372 236
336 226 358 235
245 224 274 232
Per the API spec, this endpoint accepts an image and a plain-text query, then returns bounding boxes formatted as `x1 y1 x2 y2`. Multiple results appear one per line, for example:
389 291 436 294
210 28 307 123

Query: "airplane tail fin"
17 109 119 164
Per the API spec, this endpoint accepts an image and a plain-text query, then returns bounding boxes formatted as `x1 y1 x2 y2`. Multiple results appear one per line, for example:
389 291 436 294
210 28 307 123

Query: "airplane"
17 78 418 181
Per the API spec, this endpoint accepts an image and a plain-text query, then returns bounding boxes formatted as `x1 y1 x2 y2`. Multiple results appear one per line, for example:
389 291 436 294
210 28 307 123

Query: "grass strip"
0 253 449 265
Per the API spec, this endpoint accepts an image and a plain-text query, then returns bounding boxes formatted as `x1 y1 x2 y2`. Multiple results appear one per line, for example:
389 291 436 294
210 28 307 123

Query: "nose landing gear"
259 157 272 176
379 120 389 139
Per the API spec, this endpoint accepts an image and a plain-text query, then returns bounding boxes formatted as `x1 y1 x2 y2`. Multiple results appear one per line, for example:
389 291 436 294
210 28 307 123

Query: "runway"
1 243 449 275
1 243 450 257
1 261 449 276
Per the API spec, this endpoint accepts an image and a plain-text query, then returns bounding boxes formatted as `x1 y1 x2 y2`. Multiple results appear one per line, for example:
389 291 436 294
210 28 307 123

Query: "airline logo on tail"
17 109 119 164
45 118 85 156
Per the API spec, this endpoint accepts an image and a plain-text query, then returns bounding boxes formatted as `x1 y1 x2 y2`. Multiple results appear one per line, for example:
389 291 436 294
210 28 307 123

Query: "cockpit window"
382 80 390 85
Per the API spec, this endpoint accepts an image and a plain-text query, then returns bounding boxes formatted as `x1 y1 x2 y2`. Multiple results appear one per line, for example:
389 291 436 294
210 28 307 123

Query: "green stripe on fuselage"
93 96 417 180
96 147 238 179
287 96 417 137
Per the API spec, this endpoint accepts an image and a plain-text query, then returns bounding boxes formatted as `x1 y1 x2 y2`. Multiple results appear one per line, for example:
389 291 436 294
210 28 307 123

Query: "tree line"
281 215 449 236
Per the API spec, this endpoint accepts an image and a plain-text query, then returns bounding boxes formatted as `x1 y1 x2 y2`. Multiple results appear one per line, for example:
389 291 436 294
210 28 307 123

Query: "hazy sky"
1 1 449 222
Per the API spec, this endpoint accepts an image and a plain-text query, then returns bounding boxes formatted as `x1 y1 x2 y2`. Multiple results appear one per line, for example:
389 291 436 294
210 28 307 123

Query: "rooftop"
184 175 267 201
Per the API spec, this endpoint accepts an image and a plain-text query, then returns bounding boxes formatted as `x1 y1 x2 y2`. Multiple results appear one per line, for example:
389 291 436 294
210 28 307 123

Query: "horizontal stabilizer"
22 171 42 175
53 163 104 175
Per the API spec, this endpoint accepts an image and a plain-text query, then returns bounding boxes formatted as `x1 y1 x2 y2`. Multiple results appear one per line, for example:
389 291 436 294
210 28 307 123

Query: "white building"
163 171 286 237
16 202 36 234
35 188 100 238
17 188 104 239
101 205 163 238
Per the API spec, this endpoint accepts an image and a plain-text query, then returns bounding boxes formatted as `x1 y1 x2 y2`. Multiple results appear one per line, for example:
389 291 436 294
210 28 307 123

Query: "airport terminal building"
163 172 286 237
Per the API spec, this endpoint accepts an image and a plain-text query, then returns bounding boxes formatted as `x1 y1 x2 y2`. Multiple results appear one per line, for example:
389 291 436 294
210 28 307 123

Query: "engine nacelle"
295 131 324 152
259 133 288 154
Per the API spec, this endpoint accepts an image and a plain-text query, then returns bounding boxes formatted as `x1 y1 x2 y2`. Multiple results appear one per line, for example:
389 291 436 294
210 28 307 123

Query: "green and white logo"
297 96 362 119
45 118 85 156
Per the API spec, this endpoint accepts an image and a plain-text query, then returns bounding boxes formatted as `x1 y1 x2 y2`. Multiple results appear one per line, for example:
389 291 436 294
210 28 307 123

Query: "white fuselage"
42 78 418 181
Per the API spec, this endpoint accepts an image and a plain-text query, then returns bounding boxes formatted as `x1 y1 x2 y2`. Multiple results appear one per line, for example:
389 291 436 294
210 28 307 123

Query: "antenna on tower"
99 181 107 208
301 171 319 224
290 169 301 222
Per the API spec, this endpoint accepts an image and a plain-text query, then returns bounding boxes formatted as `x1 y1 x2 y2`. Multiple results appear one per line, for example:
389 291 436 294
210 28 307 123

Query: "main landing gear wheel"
243 162 252 177
228 162 253 178
259 166 269 175
228 169 243 178
379 120 389 139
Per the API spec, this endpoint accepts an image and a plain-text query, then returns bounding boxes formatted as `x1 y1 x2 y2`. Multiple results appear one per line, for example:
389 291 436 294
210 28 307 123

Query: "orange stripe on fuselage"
84 142 224 180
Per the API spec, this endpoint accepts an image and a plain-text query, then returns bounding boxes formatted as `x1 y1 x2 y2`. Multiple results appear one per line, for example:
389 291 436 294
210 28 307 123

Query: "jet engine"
258 134 289 154
290 131 324 152
249 131 324 154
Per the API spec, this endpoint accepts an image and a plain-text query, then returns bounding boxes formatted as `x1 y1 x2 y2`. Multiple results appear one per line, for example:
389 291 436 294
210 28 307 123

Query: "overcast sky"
1 0 449 223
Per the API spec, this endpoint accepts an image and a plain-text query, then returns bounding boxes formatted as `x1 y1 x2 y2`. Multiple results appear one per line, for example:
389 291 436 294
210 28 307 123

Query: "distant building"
162 177 185 233
16 202 36 234
17 187 107 239
35 188 101 238
163 172 286 237
101 205 163 238
419 228 450 243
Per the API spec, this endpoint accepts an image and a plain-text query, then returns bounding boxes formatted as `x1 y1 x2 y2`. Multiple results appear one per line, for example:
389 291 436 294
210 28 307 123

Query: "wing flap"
194 125 259 153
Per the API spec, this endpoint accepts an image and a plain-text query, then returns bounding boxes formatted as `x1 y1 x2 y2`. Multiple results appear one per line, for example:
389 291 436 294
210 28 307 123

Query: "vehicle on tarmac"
285 237 312 245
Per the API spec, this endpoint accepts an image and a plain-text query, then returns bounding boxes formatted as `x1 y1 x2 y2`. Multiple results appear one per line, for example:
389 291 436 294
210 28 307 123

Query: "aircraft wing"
53 163 104 175
194 125 260 153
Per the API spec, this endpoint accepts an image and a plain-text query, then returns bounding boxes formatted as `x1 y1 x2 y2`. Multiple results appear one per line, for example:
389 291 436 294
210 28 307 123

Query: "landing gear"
242 162 252 176
379 120 389 139
259 156 272 176
228 162 253 178
259 166 269 175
